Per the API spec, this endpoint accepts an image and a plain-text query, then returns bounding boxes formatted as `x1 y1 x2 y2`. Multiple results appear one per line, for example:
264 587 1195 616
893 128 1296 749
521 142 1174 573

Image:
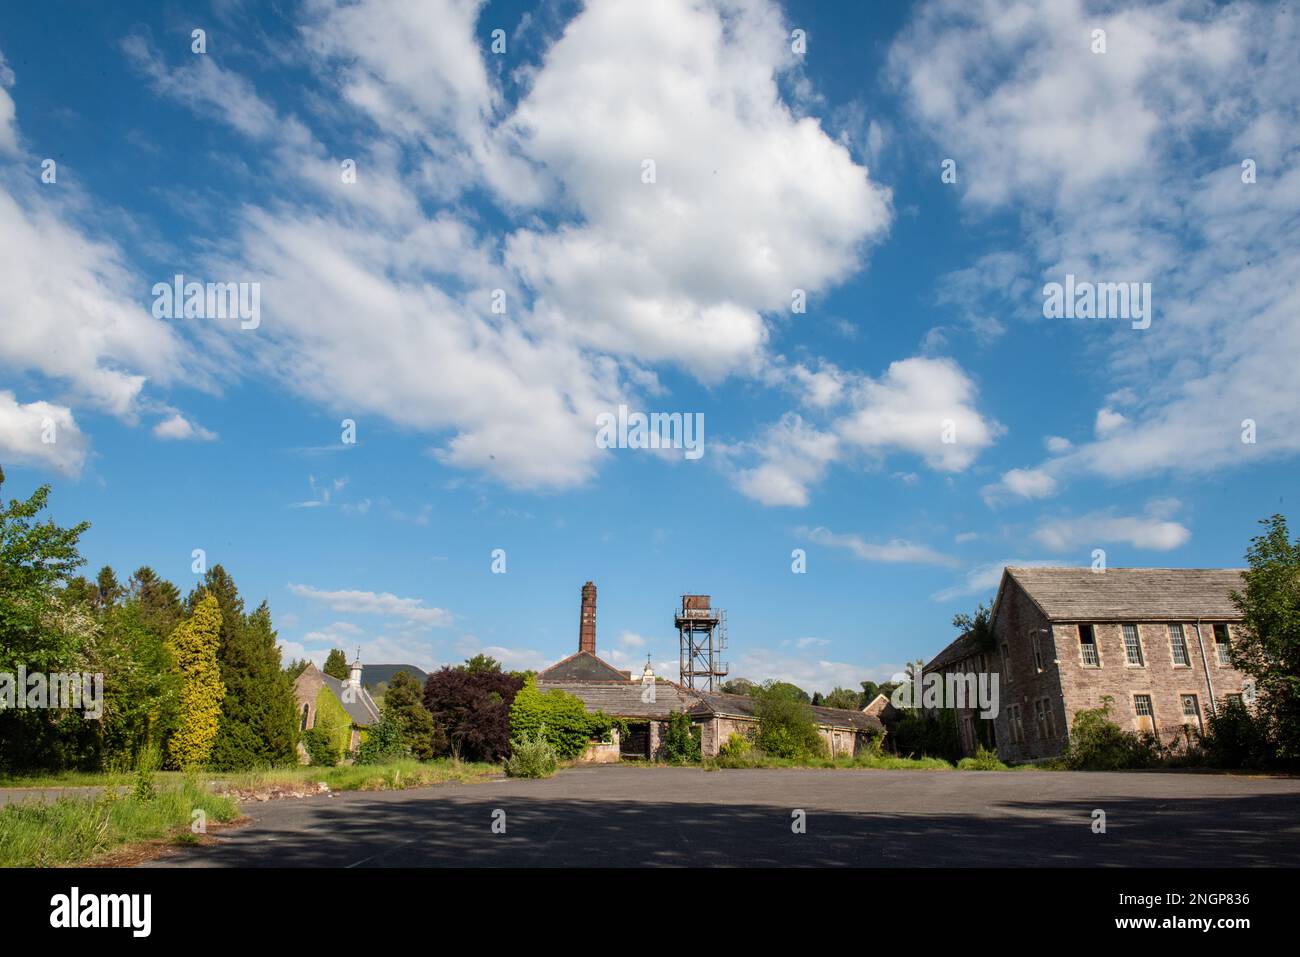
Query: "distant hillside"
362 663 429 691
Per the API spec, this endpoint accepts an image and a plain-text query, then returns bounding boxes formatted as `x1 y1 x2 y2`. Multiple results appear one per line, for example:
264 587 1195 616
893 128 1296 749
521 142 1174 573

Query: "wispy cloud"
287 583 453 627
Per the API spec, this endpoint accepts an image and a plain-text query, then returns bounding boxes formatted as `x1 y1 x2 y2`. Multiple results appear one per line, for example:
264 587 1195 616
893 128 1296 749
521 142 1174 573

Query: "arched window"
300 703 310 731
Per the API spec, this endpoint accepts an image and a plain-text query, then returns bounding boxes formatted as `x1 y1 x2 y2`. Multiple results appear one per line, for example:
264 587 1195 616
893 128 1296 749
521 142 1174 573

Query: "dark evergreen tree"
323 648 350 680
129 566 183 640
95 566 123 610
190 566 298 769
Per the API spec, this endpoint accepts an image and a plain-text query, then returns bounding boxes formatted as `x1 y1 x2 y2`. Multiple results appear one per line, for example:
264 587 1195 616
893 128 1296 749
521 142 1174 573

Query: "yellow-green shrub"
165 595 224 769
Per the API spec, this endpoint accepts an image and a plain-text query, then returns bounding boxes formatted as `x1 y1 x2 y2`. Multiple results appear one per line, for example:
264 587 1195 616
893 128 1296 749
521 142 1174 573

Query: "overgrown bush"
718 731 751 760
509 677 611 759
752 682 826 759
661 710 702 763
504 731 558 778
302 727 339 767
1202 696 1275 769
1064 697 1165 770
354 711 409 765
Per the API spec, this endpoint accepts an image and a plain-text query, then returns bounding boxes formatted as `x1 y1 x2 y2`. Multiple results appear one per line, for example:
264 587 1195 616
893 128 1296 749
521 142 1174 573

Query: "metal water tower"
677 594 728 691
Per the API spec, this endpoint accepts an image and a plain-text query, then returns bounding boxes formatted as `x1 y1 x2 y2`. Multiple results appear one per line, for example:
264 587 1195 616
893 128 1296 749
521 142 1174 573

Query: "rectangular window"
1034 699 1055 739
1122 623 1144 666
1078 624 1099 666
1134 694 1155 735
1032 633 1044 671
1214 623 1232 666
1000 642 1012 682
1169 623 1190 666
1181 694 1202 734
1007 705 1024 744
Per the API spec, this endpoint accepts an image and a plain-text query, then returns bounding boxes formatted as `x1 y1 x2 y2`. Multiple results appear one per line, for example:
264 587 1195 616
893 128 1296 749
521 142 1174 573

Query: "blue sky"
1 0 1297 692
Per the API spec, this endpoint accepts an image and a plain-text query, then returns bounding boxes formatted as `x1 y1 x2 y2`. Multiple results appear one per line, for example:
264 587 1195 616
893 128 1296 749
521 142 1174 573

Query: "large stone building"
538 581 883 760
925 566 1253 762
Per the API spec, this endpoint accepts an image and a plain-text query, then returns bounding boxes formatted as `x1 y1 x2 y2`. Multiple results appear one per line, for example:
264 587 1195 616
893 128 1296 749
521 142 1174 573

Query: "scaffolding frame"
676 595 728 691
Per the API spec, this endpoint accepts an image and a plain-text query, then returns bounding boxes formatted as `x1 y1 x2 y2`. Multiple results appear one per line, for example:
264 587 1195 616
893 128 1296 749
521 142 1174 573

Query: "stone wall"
992 577 1251 761
991 577 1064 763
1054 620 1249 748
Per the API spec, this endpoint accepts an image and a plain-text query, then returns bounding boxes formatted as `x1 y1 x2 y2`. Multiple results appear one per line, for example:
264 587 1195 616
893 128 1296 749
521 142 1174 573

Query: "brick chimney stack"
579 581 597 654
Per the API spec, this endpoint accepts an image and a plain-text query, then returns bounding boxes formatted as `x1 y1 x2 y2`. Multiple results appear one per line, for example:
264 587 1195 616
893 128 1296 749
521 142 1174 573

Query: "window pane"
1123 624 1144 665
1169 624 1189 666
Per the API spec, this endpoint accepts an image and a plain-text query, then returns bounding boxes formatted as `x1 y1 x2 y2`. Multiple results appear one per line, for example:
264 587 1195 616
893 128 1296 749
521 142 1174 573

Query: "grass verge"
0 758 502 795
217 758 500 792
0 780 238 867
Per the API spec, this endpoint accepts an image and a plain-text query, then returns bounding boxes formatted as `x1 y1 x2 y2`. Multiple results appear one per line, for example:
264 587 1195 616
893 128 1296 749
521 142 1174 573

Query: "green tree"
95 566 123 610
752 680 825 759
952 601 994 652
0 469 95 772
859 680 884 708
1230 514 1300 761
283 657 311 681
460 653 503 674
720 677 755 695
822 687 860 710
191 567 298 770
763 681 810 704
91 597 179 766
323 648 350 680
0 468 91 675
509 676 609 759
128 566 183 641
166 594 225 769
384 670 435 759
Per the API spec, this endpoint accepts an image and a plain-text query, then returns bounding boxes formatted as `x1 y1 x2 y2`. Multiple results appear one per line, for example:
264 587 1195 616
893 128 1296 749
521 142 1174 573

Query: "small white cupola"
349 648 363 687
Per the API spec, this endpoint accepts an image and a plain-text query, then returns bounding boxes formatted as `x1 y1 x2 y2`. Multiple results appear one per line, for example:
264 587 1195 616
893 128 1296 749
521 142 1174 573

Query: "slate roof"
688 690 884 733
924 631 984 673
538 679 697 719
1004 567 1246 622
320 673 381 727
537 676 884 733
537 651 631 683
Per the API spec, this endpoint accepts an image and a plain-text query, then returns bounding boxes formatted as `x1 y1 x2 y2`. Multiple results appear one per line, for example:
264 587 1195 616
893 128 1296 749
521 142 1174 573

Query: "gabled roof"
863 693 898 721
1000 566 1246 622
319 672 381 727
537 650 631 683
924 630 984 673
